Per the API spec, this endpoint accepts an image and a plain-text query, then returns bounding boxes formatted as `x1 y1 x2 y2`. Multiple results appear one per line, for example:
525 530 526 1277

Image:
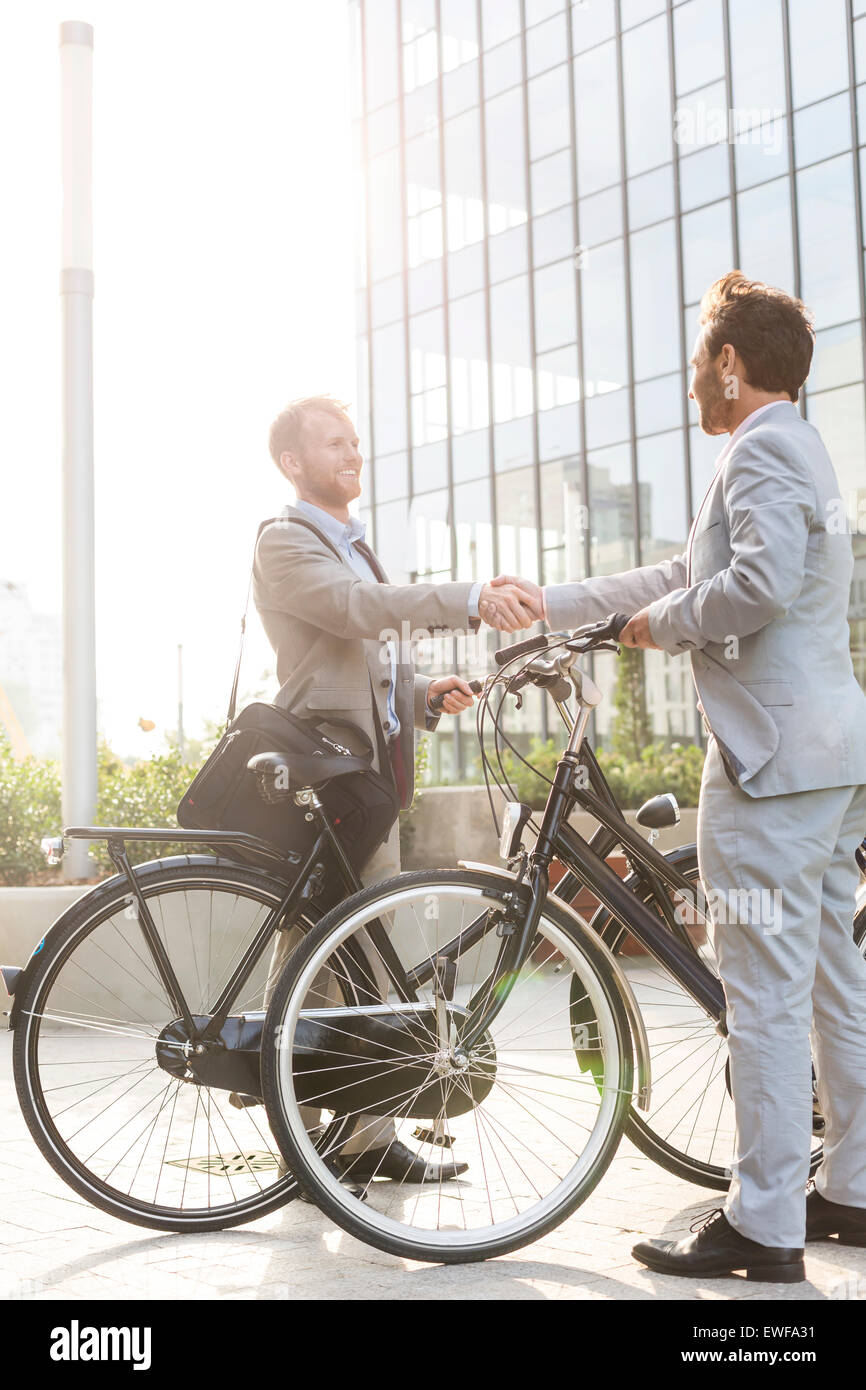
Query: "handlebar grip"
428 678 485 712
493 634 549 667
610 612 630 639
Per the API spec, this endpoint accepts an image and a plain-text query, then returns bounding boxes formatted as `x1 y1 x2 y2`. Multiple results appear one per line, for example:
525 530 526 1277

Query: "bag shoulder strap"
226 512 353 726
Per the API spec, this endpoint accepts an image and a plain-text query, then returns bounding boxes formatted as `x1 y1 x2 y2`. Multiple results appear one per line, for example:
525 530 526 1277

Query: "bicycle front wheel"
262 869 633 1264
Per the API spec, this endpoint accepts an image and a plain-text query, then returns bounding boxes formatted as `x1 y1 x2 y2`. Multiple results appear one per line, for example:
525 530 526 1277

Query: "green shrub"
89 742 207 873
499 735 704 811
0 731 62 884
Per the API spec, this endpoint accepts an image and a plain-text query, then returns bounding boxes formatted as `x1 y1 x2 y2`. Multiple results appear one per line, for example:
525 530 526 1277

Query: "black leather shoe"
807 1186 866 1245
337 1140 468 1184
632 1208 805 1282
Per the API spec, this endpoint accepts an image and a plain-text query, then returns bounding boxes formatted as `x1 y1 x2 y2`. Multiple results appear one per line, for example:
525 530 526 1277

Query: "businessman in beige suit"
253 394 540 1185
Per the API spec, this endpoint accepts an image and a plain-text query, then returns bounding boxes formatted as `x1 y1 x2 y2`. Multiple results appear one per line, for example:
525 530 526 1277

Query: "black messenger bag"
176 516 400 881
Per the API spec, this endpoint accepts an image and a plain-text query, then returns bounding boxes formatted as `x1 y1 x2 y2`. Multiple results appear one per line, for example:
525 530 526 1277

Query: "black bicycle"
258 616 866 1263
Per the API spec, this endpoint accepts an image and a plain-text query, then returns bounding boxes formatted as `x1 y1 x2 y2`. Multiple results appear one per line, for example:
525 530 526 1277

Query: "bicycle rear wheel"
13 859 325 1232
262 868 633 1264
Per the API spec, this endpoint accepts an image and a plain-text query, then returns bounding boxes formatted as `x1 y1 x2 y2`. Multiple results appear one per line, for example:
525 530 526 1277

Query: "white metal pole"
60 21 96 879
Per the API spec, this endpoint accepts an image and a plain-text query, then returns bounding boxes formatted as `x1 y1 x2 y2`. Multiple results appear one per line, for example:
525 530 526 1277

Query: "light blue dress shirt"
292 500 481 733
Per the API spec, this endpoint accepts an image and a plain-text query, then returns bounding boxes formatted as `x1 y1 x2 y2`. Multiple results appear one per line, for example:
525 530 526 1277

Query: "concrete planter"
0 886 91 972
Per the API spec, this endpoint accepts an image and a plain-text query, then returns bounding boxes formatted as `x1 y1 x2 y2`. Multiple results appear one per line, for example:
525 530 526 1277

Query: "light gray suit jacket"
253 505 475 809
546 402 866 797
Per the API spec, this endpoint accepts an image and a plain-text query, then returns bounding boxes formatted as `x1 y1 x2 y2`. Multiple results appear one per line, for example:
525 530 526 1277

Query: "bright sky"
1 1 357 759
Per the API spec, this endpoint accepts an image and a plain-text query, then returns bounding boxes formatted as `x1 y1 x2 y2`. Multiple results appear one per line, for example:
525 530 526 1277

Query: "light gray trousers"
264 822 402 1156
698 737 866 1248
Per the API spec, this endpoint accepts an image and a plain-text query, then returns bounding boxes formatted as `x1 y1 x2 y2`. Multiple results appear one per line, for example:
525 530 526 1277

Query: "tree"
608 646 651 761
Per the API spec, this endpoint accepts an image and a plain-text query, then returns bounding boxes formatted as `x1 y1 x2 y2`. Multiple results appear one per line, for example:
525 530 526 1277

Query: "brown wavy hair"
699 271 815 400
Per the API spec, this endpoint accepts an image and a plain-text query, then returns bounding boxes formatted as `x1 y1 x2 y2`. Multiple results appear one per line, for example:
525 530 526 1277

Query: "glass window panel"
626 165 674 231
637 430 688 566
571 0 616 53
490 277 534 423
788 0 848 110
410 307 446 394
679 141 730 212
532 206 576 265
374 498 411 581
729 0 786 116
375 451 409 502
482 0 521 49
532 149 573 216
409 259 443 313
540 456 587 583
798 155 859 328
448 242 485 297
486 87 529 228
489 223 529 281
733 114 788 189
537 344 581 407
406 129 443 268
405 81 439 140
356 331 371 447
443 59 480 117
484 36 523 96
635 372 684 436
527 13 569 78
794 93 852 169
806 385 866 504
365 0 399 108
494 417 536 471
622 16 672 177
737 177 794 291
453 426 491 482
622 0 665 24
857 0 866 16
630 220 681 380
450 290 490 436
527 0 565 24
587 443 636 575
585 386 631 449
534 258 578 352
859 81 866 146
673 79 726 156
453 478 495 582
371 273 403 327
581 239 629 391
539 403 581 461
579 185 623 246
575 42 621 195
409 488 450 577
528 64 570 161
444 108 484 253
372 322 408 455
496 467 540 580
681 199 733 304
442 0 480 69
403 1 437 96
367 101 399 155
857 21 866 86
809 321 864 393
369 149 403 281
673 0 724 95
411 442 449 498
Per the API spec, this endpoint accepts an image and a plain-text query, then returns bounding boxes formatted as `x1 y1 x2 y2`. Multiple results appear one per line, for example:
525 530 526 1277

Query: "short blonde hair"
268 395 352 467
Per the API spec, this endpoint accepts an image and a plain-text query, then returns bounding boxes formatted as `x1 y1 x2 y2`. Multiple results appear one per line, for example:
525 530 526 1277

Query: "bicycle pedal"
413 1126 455 1149
228 1092 262 1110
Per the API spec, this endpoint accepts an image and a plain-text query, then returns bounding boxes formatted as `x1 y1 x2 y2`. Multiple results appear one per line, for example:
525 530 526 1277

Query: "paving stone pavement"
3 1033 866 1302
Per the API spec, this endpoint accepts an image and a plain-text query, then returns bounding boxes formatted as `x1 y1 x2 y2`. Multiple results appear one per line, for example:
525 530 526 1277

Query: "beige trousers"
264 822 402 1154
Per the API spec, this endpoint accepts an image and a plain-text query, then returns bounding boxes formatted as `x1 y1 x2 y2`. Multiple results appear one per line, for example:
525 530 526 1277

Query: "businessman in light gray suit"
486 272 866 1280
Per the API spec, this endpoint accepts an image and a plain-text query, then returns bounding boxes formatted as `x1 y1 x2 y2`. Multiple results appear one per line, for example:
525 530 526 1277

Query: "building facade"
349 0 866 782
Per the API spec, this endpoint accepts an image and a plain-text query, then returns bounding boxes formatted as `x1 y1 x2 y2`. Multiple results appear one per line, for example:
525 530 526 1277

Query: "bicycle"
259 615 866 1263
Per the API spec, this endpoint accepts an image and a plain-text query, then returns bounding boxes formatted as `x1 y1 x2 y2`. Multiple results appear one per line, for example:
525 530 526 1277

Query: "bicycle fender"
458 859 651 1111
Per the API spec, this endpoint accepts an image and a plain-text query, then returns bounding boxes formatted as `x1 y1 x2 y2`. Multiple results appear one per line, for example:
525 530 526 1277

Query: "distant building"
0 582 62 757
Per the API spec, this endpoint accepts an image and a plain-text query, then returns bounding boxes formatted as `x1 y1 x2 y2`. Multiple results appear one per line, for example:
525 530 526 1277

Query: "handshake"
477 575 544 633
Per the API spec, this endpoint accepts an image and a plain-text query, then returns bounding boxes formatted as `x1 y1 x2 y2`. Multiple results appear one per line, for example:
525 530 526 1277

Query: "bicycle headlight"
499 802 532 860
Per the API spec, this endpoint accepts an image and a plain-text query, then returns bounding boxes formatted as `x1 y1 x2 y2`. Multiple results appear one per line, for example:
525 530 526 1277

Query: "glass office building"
348 0 866 782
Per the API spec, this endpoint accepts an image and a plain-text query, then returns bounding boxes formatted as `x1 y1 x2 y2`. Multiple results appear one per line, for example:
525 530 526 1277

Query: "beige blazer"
252 505 475 808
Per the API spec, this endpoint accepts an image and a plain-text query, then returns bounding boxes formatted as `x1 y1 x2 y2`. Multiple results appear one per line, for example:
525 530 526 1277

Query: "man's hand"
479 575 544 632
619 608 660 650
427 676 478 715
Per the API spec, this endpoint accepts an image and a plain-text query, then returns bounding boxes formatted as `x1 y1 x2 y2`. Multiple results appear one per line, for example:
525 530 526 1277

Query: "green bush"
499 735 704 811
0 731 62 885
89 742 208 874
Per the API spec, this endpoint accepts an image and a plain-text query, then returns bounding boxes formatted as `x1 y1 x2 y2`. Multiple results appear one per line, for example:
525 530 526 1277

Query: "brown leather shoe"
632 1208 805 1282
807 1186 866 1245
